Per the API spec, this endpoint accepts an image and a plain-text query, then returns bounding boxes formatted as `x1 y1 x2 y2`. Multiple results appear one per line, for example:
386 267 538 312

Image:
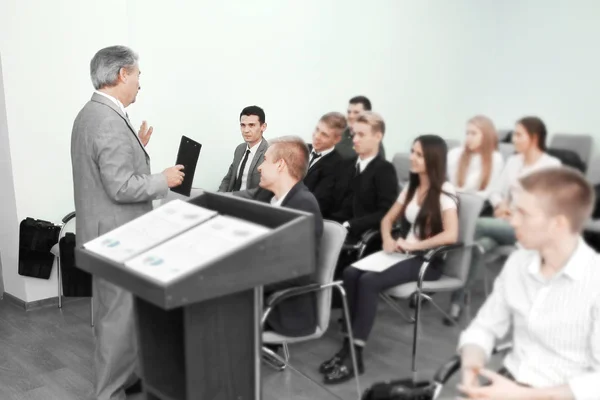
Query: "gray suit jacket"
218 139 268 192
71 93 169 246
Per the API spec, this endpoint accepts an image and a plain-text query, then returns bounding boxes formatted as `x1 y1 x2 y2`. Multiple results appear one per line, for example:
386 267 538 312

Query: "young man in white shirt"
458 167 600 400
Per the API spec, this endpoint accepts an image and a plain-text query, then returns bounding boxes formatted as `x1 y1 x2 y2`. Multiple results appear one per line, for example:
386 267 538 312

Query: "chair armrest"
422 242 464 262
433 342 513 384
342 228 380 251
264 283 321 309
62 212 76 224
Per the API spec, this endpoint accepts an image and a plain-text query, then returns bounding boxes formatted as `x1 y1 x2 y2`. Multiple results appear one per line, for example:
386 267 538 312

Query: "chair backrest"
392 152 411 185
314 220 348 332
550 133 594 167
443 193 485 282
498 143 515 160
587 155 600 185
497 129 512 143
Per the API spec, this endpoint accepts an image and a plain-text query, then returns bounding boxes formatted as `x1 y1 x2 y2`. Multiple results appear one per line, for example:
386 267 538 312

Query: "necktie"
308 152 322 168
233 149 251 191
355 162 361 177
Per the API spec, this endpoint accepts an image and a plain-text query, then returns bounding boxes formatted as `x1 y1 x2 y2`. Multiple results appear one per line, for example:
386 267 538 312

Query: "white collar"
527 237 590 282
95 90 127 117
357 154 377 172
312 146 335 158
246 138 263 154
270 189 291 207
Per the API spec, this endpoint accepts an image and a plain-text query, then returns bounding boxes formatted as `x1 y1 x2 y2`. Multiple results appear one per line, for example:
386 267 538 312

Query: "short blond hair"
356 111 385 136
269 136 310 180
519 167 595 232
320 112 347 136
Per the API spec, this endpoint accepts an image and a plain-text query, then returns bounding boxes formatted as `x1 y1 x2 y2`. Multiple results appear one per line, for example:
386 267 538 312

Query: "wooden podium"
75 191 316 400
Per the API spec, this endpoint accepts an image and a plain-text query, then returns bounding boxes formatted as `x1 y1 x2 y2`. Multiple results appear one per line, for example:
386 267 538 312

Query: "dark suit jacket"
257 182 323 337
331 155 398 239
305 145 342 219
335 127 386 160
218 139 268 192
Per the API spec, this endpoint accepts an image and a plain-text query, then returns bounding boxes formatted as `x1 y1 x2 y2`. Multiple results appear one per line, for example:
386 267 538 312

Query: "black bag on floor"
18 217 60 279
361 379 437 399
59 233 92 297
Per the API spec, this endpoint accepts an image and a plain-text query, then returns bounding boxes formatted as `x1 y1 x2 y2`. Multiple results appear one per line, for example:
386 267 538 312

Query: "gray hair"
90 45 138 90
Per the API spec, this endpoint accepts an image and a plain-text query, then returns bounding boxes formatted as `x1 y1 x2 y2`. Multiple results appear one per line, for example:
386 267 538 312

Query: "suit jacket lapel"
280 182 304 207
91 93 149 158
248 138 268 174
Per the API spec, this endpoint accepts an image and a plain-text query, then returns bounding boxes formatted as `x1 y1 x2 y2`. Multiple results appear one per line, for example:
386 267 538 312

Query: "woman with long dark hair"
320 134 459 384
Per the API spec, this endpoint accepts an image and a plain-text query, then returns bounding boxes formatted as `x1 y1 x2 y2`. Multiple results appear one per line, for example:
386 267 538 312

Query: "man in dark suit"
218 105 269 192
252 136 323 337
335 96 386 160
331 111 398 243
305 112 346 219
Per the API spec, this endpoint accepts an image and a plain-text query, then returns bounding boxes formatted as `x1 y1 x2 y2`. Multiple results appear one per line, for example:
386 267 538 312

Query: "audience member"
255 136 323 337
446 116 562 324
330 112 398 245
218 105 268 192
320 135 458 384
447 115 504 199
458 167 599 400
335 96 386 159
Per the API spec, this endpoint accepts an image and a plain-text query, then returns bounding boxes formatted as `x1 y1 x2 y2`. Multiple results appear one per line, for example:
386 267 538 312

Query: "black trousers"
343 256 441 343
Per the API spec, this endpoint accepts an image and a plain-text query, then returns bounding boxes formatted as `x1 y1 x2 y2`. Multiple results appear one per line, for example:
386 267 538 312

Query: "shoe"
442 303 462 326
318 349 347 374
323 361 364 384
124 379 143 395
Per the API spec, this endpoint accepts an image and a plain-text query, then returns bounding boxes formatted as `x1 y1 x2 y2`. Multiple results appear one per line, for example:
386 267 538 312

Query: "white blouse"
397 182 458 243
488 153 562 208
447 147 504 200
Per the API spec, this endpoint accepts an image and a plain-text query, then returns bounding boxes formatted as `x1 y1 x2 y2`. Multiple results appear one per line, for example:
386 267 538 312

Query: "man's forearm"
460 344 487 369
527 385 574 400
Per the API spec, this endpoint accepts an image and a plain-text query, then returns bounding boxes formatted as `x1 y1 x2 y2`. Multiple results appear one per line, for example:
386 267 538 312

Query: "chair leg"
282 342 290 363
464 290 472 325
380 293 414 323
90 295 94 327
411 291 423 381
420 293 461 328
57 258 62 309
262 346 287 371
333 283 361 399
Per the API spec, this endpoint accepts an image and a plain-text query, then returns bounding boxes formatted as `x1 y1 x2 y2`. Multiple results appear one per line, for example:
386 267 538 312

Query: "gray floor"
0 262 502 400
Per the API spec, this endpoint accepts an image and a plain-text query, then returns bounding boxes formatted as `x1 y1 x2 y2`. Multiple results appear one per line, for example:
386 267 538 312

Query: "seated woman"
446 116 562 324
319 134 459 384
447 115 504 200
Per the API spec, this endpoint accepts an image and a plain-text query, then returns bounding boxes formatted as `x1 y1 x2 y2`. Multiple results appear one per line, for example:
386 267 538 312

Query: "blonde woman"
447 115 504 199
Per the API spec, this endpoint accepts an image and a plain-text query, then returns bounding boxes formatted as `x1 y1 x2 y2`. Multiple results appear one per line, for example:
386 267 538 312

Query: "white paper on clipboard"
351 250 415 273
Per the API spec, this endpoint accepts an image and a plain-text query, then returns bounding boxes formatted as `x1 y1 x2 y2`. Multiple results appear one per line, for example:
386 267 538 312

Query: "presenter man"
71 45 184 400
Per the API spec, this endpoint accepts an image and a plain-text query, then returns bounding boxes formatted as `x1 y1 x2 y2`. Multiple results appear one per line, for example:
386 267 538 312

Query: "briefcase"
18 217 60 279
59 233 92 297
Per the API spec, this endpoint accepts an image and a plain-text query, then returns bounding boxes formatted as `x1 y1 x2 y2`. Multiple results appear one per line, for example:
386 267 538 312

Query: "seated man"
305 112 345 219
218 105 268 192
331 111 398 243
458 167 600 400
256 136 324 337
235 112 345 220
335 96 386 160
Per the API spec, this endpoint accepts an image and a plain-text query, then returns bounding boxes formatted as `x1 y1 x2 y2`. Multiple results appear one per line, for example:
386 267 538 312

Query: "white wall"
0 53 23 300
474 0 600 145
0 0 129 301
1 0 598 302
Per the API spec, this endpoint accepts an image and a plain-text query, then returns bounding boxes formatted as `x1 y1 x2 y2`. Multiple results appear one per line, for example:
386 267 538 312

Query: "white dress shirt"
458 238 600 399
94 90 127 117
447 147 504 200
309 146 335 169
356 155 376 174
236 139 263 190
270 189 290 207
488 153 561 207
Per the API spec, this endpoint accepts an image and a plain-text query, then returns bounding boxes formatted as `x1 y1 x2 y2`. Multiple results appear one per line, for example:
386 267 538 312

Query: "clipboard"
171 135 202 197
